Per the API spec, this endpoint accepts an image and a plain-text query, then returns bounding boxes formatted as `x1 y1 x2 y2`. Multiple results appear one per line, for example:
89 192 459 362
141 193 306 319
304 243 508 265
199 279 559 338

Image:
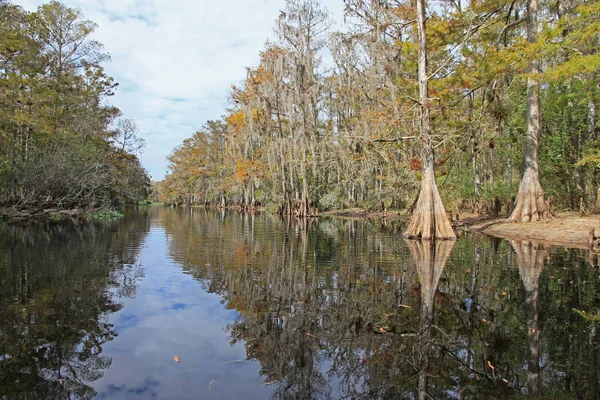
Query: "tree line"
152 0 599 238
0 0 149 211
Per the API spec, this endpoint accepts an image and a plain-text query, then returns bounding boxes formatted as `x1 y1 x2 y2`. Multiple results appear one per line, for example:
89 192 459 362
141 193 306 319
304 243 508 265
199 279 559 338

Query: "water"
1 206 598 399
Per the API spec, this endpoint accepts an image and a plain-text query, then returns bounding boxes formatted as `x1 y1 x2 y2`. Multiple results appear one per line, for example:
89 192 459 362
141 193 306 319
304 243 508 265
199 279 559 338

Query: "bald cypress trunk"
508 0 547 222
404 0 456 240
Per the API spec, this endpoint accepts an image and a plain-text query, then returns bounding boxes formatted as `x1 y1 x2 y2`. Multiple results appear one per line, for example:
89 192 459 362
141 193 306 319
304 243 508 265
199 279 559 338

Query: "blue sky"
14 0 345 180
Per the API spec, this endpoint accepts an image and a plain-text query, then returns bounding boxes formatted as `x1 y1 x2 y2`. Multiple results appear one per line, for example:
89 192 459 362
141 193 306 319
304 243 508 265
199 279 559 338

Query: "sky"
14 0 345 180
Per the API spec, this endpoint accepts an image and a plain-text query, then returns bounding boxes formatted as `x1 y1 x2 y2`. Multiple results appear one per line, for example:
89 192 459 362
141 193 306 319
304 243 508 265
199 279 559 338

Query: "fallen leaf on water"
487 361 495 370
173 355 180 363
208 380 216 390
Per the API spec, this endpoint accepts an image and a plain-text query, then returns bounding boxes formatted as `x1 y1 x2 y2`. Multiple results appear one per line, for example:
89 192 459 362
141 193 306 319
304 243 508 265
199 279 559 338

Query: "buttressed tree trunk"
404 0 456 240
508 0 547 222
511 240 544 395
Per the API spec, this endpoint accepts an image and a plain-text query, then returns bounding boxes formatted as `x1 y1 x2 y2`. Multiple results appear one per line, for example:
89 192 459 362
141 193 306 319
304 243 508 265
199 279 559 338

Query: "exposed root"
404 169 456 240
508 171 547 222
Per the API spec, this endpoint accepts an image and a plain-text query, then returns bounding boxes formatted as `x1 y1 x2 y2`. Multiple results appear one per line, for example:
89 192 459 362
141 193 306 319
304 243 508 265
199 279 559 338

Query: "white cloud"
14 0 346 180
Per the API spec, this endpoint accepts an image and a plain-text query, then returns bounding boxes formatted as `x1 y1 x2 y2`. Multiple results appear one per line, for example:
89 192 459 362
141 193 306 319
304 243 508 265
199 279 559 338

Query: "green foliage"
89 209 124 220
48 212 65 221
0 0 149 209
574 308 600 322
318 190 343 211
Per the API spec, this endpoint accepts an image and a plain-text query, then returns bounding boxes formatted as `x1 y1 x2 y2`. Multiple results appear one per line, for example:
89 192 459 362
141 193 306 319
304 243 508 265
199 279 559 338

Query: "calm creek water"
1 206 599 399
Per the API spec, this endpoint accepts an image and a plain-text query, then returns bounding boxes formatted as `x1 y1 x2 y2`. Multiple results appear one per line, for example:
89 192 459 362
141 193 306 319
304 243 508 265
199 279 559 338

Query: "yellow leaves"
577 151 600 168
173 355 180 363
227 110 247 133
233 159 265 184
544 54 600 81
248 65 275 86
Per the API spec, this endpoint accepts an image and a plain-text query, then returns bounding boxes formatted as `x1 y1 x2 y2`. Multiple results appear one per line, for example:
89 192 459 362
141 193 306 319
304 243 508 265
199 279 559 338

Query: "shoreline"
0 206 123 223
5 203 598 250
464 213 598 250
323 208 598 250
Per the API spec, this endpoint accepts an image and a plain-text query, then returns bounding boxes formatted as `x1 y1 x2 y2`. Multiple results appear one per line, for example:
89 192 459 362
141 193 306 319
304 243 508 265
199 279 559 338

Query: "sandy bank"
322 208 599 249
464 212 599 250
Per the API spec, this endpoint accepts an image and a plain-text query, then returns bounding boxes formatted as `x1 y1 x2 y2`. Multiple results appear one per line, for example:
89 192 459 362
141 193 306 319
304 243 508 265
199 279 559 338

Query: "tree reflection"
511 240 545 396
0 216 148 399
160 210 600 399
406 240 455 400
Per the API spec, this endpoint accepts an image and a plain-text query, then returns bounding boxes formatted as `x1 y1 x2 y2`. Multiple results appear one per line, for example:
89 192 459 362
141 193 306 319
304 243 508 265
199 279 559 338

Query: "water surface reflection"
1 207 598 399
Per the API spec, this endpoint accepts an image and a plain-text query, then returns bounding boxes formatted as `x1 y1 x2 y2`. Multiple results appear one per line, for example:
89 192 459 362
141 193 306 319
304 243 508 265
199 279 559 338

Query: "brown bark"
508 0 547 222
404 0 456 240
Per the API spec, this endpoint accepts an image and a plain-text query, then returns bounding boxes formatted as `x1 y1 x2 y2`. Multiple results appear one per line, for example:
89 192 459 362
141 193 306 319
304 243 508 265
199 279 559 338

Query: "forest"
0 0 149 213
152 0 600 238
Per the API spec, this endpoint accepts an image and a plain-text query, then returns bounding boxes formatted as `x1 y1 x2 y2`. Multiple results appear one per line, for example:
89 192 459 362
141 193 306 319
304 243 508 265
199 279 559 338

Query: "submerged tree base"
404 169 456 240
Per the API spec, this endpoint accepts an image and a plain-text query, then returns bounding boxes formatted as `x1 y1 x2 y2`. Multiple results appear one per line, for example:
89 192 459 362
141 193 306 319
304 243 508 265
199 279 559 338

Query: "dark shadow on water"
0 215 149 399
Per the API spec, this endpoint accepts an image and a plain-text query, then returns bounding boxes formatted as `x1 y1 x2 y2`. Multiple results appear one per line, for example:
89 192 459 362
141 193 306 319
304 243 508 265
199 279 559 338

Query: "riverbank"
0 206 123 222
465 212 599 250
321 208 599 249
321 207 403 219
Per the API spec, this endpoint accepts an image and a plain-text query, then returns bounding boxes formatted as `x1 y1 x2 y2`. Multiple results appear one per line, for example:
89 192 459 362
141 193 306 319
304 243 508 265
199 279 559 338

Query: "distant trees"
0 0 149 209
154 0 600 233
